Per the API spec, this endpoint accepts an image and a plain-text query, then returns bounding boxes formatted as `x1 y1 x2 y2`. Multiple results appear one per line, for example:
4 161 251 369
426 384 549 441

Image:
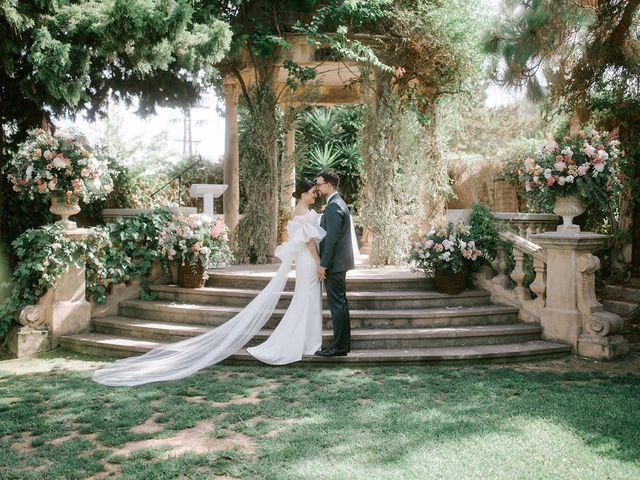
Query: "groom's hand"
318 266 327 281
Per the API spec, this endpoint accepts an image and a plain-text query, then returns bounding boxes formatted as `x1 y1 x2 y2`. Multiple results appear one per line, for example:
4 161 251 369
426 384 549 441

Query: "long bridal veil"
92 255 295 386
92 211 326 387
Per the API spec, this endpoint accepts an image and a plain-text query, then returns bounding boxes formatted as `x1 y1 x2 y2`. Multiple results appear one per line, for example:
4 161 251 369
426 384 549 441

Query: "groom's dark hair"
318 170 340 188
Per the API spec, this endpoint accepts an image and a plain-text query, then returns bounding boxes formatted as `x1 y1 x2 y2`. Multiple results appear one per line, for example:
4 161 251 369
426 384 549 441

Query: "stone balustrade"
473 224 629 360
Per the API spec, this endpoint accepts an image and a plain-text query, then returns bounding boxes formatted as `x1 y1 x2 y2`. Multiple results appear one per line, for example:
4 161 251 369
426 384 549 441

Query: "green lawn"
1 354 639 479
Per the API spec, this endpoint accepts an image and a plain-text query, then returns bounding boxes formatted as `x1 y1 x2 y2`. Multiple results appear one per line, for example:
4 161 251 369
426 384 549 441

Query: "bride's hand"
318 265 327 281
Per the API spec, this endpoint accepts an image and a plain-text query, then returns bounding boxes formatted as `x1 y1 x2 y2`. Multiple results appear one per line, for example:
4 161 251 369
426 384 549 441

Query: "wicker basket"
434 269 466 295
177 263 206 288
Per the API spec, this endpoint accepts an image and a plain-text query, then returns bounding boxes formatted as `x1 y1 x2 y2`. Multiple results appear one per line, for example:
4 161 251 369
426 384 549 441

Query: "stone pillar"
283 127 296 208
532 231 629 359
223 82 240 239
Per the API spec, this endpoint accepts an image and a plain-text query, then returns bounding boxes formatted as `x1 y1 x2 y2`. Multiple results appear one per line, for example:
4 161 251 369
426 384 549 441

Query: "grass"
0 355 639 479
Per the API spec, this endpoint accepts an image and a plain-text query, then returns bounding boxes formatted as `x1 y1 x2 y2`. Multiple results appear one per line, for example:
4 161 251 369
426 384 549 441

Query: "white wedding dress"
92 210 326 386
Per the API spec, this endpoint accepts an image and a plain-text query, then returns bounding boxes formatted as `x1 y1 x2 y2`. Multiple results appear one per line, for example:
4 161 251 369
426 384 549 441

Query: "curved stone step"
604 284 640 303
148 284 491 310
60 333 570 362
205 267 432 291
118 300 520 329
93 316 541 348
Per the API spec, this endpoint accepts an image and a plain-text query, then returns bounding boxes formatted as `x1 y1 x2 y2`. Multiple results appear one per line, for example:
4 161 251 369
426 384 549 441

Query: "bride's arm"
307 239 321 265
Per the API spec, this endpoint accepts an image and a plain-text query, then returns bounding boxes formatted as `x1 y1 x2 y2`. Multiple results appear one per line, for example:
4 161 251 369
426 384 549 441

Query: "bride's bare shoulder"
291 206 309 218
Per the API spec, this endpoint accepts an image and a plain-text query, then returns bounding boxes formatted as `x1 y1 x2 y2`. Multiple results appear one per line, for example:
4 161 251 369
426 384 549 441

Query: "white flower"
558 177 566 185
594 163 605 173
543 168 552 179
47 179 58 190
52 157 67 169
25 165 34 180
565 175 574 183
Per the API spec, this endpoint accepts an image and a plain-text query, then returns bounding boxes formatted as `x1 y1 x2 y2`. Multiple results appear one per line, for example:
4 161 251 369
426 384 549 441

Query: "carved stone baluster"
530 257 546 307
491 246 510 289
510 250 529 302
526 224 536 241
517 223 526 238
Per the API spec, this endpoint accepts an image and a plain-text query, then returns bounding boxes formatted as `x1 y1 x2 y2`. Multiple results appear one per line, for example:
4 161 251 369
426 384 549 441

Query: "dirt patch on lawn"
111 420 256 459
10 431 36 454
130 413 164 434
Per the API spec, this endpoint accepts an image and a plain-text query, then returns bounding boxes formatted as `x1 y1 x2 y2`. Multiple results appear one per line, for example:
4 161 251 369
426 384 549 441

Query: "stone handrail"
493 212 559 240
473 230 547 324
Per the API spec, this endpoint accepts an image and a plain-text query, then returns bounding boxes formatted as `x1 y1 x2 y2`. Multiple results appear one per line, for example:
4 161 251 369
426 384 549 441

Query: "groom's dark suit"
319 193 355 352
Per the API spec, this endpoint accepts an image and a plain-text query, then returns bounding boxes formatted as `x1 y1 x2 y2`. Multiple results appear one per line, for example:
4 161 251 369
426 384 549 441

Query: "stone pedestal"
189 184 228 219
532 231 629 359
48 229 93 347
7 327 51 357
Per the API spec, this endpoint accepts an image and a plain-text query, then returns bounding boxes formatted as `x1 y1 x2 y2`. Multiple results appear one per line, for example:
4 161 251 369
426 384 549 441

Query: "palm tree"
296 107 363 206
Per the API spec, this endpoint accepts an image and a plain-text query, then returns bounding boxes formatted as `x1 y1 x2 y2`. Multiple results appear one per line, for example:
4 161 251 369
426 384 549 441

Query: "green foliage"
85 210 173 304
468 203 512 265
0 209 235 336
483 0 639 111
236 84 280 264
0 224 106 337
360 84 448 265
296 107 364 207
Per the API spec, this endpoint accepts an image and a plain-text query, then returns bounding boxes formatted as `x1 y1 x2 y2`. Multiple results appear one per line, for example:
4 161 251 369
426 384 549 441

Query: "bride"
93 179 326 386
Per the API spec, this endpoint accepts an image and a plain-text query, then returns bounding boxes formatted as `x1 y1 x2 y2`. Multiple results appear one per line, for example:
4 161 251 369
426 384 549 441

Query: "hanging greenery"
235 83 280 264
360 80 449 266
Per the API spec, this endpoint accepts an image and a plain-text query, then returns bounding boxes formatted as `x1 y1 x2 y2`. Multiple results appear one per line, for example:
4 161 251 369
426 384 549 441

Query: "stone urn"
553 195 585 232
50 194 81 230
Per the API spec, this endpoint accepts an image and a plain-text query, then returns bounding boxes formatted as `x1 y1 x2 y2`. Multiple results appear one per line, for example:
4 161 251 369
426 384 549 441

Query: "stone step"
118 300 520 329
93 316 542 349
148 285 491 310
603 284 640 304
205 268 432 292
60 333 570 362
602 298 638 317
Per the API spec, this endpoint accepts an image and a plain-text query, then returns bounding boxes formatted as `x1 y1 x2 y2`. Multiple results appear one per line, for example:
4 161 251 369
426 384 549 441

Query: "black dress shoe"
316 347 348 357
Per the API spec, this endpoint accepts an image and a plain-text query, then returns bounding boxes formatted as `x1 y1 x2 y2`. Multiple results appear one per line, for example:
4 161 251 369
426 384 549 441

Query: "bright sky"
60 82 519 165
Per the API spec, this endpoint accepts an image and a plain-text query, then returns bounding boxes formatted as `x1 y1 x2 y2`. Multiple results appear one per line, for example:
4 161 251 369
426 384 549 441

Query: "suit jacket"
319 193 355 272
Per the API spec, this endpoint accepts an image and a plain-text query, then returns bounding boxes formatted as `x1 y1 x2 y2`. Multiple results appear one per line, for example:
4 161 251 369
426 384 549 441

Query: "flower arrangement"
521 129 622 203
408 219 484 275
3 127 113 203
158 213 233 275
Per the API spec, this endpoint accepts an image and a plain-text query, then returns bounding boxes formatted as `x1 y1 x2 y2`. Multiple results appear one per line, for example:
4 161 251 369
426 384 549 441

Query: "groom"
315 170 355 357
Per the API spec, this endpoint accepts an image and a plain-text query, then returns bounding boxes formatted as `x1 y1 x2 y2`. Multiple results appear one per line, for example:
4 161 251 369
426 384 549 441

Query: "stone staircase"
603 282 640 318
60 266 571 363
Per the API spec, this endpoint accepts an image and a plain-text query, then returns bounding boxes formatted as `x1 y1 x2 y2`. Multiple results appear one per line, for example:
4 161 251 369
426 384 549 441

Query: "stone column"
283 127 296 208
532 231 629 359
223 82 240 239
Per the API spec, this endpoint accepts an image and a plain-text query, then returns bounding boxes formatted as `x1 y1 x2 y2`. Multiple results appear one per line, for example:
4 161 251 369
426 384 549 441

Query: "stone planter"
553 195 585 232
50 194 81 230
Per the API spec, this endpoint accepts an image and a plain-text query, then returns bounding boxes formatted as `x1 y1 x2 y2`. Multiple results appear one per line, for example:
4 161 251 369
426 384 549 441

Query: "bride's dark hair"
292 179 314 199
